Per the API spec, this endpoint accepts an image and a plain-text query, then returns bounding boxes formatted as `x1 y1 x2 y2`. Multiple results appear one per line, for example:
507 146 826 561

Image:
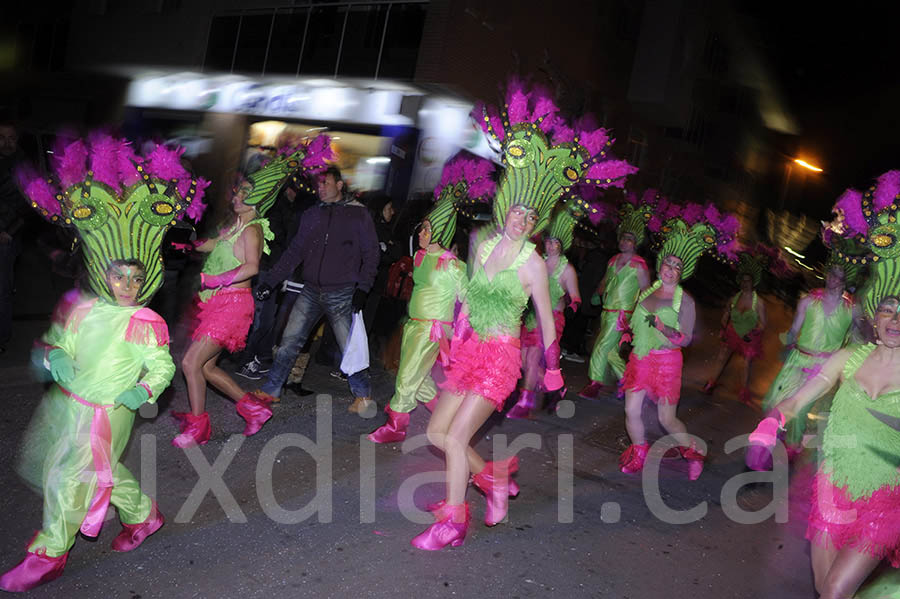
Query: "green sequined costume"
389 249 466 413
762 289 853 447
588 254 649 383
17 299 175 557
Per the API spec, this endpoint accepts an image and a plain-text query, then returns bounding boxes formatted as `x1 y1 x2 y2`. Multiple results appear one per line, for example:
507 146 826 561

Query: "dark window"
233 14 272 73
265 9 309 75
205 15 240 72
377 3 425 79
299 6 342 75
337 4 388 78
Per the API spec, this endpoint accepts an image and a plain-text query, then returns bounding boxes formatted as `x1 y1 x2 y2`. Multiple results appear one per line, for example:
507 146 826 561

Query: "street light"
779 156 824 210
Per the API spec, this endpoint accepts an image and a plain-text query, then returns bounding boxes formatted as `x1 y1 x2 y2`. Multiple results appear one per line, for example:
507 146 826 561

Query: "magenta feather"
145 144 188 183
185 177 210 221
302 134 335 167
16 164 61 217
682 203 704 224
506 87 531 125
55 139 89 188
585 160 638 187
873 170 900 212
88 133 122 189
117 140 142 187
551 123 575 145
577 128 610 157
647 214 663 232
834 188 867 237
718 214 740 238
717 238 740 261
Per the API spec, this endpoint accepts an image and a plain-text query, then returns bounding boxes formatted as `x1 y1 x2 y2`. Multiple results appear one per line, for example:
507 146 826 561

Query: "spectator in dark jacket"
254 167 380 414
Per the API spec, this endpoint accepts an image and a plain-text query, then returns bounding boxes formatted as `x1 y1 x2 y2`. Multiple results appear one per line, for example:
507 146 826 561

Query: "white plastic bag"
340 311 369 376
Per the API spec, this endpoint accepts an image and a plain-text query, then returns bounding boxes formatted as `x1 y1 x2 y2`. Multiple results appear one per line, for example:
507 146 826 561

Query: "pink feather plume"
834 188 867 237
585 160 639 188
185 177 210 221
873 170 900 212
15 164 61 217
54 139 89 188
88 132 122 189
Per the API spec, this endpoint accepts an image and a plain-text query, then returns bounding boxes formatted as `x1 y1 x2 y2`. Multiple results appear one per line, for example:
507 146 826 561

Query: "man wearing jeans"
254 166 379 414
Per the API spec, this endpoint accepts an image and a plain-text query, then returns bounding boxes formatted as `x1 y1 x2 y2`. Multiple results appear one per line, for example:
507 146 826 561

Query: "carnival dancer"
758 237 862 456
367 155 493 443
410 81 637 550
749 171 900 599
508 197 595 418
701 245 789 405
578 190 654 400
618 201 740 480
173 138 332 447
0 134 206 592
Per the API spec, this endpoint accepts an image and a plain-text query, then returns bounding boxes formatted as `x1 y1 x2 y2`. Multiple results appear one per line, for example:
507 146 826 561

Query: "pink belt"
412 317 453 366
794 345 834 359
60 386 115 538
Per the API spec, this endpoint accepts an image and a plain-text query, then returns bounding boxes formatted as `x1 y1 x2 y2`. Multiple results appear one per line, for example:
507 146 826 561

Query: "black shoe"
285 382 315 396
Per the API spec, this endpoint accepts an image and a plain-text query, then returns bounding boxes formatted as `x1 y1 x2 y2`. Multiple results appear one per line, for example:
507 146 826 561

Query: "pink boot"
0 550 68 592
471 456 519 526
679 445 706 480
423 393 439 413
506 389 536 419
578 380 604 400
171 411 211 448
410 502 470 550
619 442 650 474
236 392 274 436
367 405 411 443
111 502 165 552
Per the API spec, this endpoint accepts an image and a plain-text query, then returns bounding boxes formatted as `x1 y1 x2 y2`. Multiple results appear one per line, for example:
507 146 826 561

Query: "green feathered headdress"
244 134 334 217
734 243 792 288
546 189 607 252
825 170 900 316
427 155 496 248
16 133 209 304
617 189 665 245
649 201 741 280
472 81 637 236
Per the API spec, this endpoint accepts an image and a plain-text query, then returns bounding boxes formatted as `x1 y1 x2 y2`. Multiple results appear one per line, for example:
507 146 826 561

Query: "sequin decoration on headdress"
618 188 666 246
648 201 741 280
734 242 793 288
824 170 900 316
16 132 210 304
427 154 496 249
244 134 334 217
472 80 637 236
546 185 608 252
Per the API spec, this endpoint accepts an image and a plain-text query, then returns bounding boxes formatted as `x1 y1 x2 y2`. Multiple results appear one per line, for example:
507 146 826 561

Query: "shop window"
265 9 309 75
205 15 240 72
377 3 426 79
337 4 388 78
233 13 273 73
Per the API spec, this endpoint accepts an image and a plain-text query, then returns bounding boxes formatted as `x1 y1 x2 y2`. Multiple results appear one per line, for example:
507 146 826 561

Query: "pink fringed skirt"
191 288 255 353
520 310 566 349
807 468 900 567
722 323 762 360
622 348 683 405
443 331 522 410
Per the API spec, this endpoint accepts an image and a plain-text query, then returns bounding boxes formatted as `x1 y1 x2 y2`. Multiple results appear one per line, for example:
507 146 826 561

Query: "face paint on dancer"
105 262 146 307
418 219 433 250
231 179 255 217
504 205 538 241
825 266 846 292
659 255 683 286
875 296 900 347
740 273 754 293
544 237 562 257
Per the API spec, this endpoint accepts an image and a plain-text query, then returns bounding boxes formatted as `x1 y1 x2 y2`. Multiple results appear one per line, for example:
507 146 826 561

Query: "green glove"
590 292 602 306
48 348 76 384
114 385 151 410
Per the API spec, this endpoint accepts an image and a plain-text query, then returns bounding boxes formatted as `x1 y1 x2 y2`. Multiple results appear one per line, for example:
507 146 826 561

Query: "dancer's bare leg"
444 393 495 505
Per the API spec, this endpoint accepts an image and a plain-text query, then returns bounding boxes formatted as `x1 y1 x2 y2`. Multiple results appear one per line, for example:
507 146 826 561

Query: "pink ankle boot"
411 502 470 550
367 405 411 443
619 442 650 474
171 411 211 447
471 456 519 526
506 389 536 419
0 550 68 592
679 445 706 480
111 502 165 552
578 380 604 400
236 392 273 436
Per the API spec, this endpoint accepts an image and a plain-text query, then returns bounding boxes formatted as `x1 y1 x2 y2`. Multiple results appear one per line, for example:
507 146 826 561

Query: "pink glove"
655 316 687 345
201 266 241 290
568 298 581 313
171 242 192 252
543 339 564 391
749 411 786 447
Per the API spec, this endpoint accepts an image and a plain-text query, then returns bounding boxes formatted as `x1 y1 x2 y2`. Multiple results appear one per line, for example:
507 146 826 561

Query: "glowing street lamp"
793 158 823 172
